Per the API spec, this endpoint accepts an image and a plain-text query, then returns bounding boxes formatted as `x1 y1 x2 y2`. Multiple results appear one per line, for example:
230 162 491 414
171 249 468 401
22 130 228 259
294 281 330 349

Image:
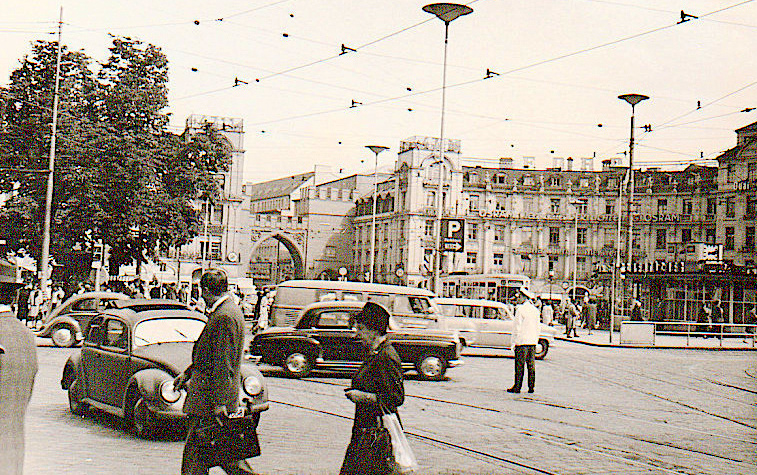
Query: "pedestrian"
630 299 643 322
173 268 257 475
258 291 270 331
541 301 554 327
696 302 712 338
340 302 405 475
581 296 591 329
149 280 161 299
14 283 31 324
744 305 756 343
507 287 540 394
27 285 41 329
565 303 578 338
586 297 597 335
711 299 724 340
0 283 38 475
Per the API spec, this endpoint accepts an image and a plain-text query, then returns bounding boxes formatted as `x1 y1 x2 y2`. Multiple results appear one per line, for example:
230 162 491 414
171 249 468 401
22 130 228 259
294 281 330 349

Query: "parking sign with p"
440 218 465 252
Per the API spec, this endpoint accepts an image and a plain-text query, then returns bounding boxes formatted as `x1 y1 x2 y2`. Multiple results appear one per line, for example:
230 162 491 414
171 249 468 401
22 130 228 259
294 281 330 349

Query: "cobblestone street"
23 339 757 475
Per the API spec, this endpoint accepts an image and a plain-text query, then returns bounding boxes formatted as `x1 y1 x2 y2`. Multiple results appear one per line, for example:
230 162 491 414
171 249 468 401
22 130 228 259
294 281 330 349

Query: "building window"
549 227 560 246
324 246 337 258
682 199 692 215
706 228 716 244
520 254 532 274
469 194 479 211
523 197 533 212
523 175 534 186
576 256 587 275
548 256 558 272
707 198 716 215
495 196 507 210
605 200 614 215
493 253 504 266
549 176 560 187
494 173 505 184
426 191 435 207
681 228 692 243
657 199 667 215
656 229 667 249
726 197 735 218
425 220 434 237
725 227 735 250
747 196 757 218
749 162 757 181
494 225 505 242
726 163 734 183
576 228 587 245
574 199 588 214
466 252 477 264
520 226 532 247
746 227 755 249
467 223 478 240
579 178 589 188
550 198 561 214
468 172 478 183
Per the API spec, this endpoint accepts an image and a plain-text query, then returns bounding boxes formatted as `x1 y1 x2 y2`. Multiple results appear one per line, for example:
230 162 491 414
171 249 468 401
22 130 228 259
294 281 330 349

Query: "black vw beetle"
61 300 268 438
249 301 463 381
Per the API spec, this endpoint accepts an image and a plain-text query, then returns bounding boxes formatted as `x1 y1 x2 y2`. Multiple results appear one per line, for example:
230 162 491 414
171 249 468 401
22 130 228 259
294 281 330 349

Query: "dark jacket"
350 338 404 429
183 295 245 417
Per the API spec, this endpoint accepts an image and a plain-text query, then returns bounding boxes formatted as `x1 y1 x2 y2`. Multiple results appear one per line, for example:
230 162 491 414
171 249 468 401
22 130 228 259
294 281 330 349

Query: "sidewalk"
554 325 757 350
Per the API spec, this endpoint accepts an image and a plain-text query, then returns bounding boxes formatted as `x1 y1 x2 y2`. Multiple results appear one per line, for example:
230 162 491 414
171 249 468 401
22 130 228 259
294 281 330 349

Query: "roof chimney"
566 157 574 171
602 159 612 171
499 157 514 169
523 156 535 170
552 157 564 170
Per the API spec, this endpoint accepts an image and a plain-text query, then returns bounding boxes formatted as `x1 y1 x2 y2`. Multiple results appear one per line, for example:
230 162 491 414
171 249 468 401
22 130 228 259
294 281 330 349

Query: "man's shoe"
528 388 534 393
507 387 520 393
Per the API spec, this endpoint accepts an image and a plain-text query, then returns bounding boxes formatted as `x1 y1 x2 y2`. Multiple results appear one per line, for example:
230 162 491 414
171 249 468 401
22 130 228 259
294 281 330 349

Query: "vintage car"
38 291 130 347
249 301 463 381
61 299 269 438
434 297 557 359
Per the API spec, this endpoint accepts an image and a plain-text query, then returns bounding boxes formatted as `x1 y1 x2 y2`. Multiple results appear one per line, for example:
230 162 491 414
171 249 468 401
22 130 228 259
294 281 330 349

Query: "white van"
435 297 556 359
270 280 442 329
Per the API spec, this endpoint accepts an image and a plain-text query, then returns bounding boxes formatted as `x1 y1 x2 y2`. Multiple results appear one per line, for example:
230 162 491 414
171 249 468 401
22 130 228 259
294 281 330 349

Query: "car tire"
131 396 157 439
68 379 88 416
282 351 313 378
535 339 549 360
415 353 447 381
51 323 76 348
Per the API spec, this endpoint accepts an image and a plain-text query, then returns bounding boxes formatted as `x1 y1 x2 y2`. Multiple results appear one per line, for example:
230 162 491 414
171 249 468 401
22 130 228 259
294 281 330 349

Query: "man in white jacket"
507 287 541 394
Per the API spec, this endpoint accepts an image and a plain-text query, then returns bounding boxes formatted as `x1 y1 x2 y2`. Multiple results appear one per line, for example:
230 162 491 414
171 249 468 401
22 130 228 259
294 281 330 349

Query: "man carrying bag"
174 269 258 475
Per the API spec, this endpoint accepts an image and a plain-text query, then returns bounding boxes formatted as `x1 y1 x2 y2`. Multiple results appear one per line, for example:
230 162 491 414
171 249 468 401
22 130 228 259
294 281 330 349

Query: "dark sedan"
61 299 269 438
249 301 463 381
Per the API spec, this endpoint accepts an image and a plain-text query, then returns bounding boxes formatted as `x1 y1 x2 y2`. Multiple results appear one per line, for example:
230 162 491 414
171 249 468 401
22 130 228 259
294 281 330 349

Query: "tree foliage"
0 38 230 276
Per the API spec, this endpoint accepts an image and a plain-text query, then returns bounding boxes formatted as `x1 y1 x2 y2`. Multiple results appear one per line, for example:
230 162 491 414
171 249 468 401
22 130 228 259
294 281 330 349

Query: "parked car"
434 297 557 359
61 299 269 438
38 291 130 347
249 301 463 381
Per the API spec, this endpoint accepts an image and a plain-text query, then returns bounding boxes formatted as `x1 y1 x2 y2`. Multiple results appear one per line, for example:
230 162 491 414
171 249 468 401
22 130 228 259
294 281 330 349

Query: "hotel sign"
475 210 695 223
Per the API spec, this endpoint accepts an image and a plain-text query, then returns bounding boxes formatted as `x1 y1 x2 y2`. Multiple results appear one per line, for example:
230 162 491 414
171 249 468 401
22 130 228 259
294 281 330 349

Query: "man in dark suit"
174 269 255 475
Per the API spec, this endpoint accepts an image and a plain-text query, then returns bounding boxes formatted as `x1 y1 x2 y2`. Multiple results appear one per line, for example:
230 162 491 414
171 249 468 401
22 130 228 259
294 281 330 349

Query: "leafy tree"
0 38 230 280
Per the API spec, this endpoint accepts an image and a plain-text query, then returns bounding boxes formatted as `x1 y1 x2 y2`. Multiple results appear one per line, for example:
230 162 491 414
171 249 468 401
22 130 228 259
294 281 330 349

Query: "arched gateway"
247 230 306 280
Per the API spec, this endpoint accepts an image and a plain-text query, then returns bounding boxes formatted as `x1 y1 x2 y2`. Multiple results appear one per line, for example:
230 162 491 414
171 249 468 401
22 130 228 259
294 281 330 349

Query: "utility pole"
39 7 63 300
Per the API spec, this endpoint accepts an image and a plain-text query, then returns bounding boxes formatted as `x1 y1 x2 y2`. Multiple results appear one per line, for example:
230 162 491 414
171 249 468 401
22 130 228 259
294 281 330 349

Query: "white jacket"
512 301 541 347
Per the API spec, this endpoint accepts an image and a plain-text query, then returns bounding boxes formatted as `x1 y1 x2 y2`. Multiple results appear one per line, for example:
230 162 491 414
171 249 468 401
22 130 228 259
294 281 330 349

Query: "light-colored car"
434 297 556 359
37 291 130 347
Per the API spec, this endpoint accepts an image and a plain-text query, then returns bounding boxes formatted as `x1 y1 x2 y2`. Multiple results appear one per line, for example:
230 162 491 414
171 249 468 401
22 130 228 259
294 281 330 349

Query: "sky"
1 0 756 183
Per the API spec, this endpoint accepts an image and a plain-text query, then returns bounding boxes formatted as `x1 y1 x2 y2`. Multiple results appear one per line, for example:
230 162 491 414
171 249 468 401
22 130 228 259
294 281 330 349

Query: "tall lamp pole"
423 2 473 293
366 145 389 283
40 8 63 300
618 94 649 268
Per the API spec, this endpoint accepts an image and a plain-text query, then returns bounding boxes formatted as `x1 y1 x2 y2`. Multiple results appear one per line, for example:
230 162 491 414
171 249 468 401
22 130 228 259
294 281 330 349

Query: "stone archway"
248 231 306 280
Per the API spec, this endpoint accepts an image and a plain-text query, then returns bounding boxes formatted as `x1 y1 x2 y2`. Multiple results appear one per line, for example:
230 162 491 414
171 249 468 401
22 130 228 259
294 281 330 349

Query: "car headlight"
160 380 182 404
242 376 263 396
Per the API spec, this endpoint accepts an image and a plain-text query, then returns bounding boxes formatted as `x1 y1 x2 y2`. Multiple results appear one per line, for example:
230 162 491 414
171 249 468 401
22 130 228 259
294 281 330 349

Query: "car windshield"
133 318 205 347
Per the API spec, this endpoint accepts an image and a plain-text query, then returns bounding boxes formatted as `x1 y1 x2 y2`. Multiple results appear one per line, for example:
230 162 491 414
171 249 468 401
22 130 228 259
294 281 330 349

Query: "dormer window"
579 178 589 188
468 172 478 183
495 174 506 184
549 176 560 187
523 175 534 186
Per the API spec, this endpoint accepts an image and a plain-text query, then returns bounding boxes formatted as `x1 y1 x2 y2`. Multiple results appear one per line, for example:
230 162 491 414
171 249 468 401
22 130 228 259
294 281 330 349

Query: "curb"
555 336 757 351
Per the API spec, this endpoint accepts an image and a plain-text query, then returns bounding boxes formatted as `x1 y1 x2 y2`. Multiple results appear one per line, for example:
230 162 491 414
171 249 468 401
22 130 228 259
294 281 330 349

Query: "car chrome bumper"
245 354 262 363
448 359 464 368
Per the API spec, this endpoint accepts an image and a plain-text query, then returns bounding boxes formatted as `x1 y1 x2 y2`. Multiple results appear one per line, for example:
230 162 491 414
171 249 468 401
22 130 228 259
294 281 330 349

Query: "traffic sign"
440 218 465 252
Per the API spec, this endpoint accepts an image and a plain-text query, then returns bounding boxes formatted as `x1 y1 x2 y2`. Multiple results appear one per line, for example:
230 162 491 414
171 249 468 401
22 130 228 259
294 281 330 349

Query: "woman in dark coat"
341 302 405 475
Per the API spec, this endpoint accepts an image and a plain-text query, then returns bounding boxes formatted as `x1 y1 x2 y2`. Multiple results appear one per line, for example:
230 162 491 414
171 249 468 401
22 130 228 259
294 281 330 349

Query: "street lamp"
366 145 389 283
618 93 649 267
423 3 473 293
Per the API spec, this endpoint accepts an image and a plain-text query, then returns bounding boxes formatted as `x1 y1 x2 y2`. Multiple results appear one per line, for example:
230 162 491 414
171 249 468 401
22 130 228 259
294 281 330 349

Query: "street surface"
24 339 757 475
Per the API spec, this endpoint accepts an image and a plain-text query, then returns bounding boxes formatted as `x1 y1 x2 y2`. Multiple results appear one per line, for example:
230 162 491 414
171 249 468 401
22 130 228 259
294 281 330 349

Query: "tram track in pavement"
543 359 757 431
264 376 755 473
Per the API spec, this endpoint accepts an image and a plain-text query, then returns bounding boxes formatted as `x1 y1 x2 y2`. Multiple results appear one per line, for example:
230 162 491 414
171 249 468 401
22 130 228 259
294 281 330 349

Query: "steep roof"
245 172 314 201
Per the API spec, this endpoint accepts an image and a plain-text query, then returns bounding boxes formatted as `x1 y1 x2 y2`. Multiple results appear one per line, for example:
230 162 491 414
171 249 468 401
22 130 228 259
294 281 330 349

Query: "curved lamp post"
366 145 389 283
423 3 473 293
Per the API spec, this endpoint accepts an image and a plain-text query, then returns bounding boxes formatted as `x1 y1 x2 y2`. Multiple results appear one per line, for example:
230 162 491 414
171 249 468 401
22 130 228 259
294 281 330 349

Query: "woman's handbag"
379 407 418 474
194 408 261 467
